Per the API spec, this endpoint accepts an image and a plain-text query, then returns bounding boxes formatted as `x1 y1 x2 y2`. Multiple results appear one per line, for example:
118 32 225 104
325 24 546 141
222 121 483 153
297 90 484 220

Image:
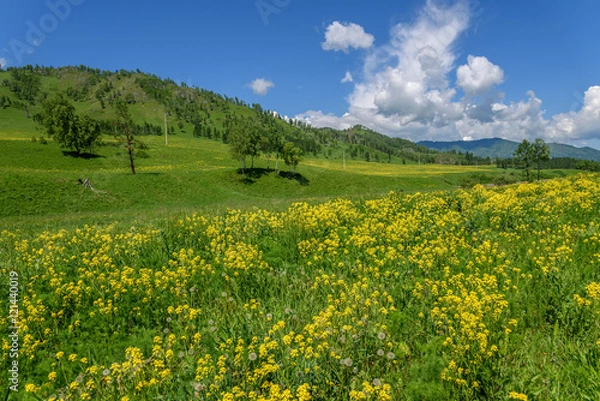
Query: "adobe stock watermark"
7 271 20 393
256 0 291 25
1 0 86 66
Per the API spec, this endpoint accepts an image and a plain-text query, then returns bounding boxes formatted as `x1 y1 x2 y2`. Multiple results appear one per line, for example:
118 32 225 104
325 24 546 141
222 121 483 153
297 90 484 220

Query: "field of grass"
0 110 575 231
2 175 600 400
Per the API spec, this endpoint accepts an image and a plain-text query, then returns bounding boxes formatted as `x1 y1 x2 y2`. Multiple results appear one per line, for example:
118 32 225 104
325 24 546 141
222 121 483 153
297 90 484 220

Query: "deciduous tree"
114 98 138 174
36 95 101 154
513 139 534 181
282 142 302 174
532 138 551 180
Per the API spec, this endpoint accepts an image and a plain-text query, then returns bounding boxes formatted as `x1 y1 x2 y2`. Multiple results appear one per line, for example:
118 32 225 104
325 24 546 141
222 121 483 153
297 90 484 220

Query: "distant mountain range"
418 138 600 162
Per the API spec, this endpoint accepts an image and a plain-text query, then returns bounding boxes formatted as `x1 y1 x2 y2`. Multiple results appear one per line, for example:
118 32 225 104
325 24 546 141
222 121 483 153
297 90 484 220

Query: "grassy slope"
0 127 575 231
0 69 577 231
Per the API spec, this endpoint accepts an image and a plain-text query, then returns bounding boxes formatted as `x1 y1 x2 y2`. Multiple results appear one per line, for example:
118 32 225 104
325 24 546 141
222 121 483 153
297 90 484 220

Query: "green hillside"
0 66 460 164
0 65 577 229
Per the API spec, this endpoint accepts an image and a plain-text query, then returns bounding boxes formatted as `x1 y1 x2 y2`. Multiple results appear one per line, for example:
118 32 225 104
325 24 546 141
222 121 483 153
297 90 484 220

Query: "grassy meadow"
1 174 600 400
0 107 566 231
0 102 598 400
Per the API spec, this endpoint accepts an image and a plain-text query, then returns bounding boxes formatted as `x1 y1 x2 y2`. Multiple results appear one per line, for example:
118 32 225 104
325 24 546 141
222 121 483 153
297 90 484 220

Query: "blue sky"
1 0 600 147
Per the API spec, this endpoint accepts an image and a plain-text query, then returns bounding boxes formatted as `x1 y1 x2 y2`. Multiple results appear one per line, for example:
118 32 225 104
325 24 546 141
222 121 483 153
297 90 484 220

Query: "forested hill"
0 65 475 165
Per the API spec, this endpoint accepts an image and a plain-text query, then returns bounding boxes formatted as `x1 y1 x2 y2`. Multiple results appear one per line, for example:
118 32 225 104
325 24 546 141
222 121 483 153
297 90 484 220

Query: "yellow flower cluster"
2 175 600 400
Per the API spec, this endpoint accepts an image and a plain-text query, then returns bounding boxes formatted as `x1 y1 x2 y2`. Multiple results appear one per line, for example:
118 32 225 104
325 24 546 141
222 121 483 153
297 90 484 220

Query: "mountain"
418 138 600 161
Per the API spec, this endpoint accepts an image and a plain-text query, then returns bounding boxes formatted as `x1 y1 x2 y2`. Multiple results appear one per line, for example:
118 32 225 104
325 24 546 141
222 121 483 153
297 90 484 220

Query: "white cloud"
547 86 600 140
249 78 274 96
456 91 549 142
303 0 471 138
347 0 471 127
297 0 600 145
456 55 504 95
0 58 7 69
322 22 375 53
341 71 354 83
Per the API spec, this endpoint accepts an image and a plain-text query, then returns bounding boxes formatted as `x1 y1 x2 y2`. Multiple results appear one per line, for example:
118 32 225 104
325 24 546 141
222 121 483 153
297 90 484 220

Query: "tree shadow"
237 168 310 186
278 171 310 186
62 151 105 159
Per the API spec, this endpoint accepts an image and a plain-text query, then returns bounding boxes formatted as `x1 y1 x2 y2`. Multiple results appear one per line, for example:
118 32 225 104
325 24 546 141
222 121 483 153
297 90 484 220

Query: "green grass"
0 119 578 232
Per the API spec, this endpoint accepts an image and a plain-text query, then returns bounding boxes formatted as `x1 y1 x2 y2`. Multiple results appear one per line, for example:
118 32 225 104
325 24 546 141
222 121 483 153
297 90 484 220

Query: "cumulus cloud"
0 58 7 69
547 86 600 140
297 0 600 145
456 55 504 95
249 78 274 96
322 22 375 53
341 71 354 83
303 0 471 137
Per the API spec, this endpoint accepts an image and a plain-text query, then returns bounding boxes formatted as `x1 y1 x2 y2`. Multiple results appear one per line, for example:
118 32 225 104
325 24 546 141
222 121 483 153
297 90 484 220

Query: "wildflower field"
2 175 600 400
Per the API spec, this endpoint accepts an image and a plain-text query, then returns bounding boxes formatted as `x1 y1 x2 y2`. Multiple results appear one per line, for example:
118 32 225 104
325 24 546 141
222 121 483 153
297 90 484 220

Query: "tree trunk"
127 137 136 175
